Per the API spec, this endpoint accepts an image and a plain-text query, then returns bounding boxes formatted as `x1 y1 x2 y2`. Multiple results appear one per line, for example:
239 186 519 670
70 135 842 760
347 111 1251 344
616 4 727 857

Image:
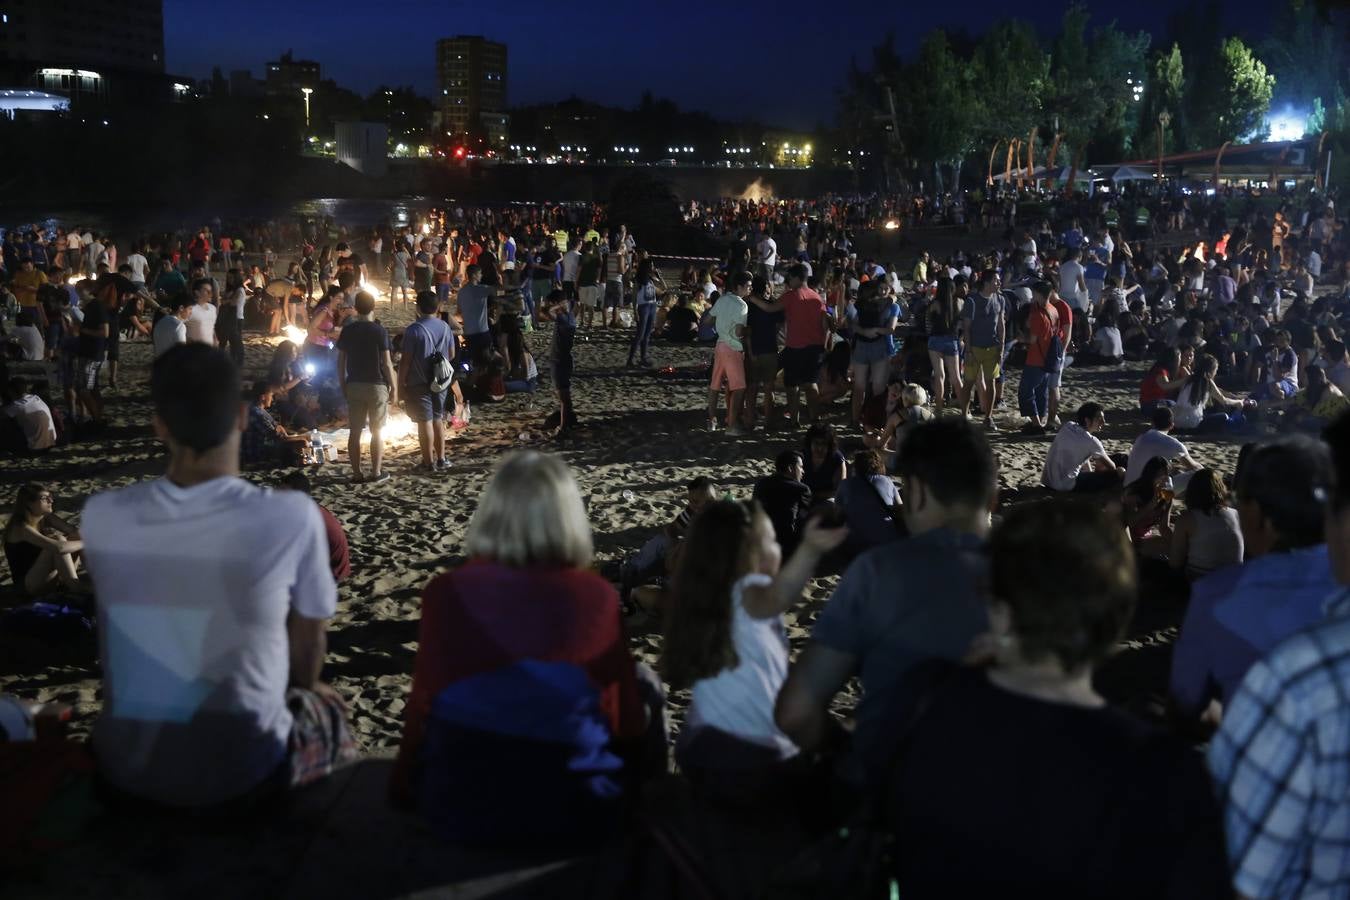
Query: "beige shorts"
578 284 604 309
346 382 389 431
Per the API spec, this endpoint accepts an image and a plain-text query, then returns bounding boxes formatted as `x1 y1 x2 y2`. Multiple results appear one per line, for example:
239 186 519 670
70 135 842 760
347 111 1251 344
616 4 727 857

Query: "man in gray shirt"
455 264 493 362
776 419 996 782
959 270 1007 431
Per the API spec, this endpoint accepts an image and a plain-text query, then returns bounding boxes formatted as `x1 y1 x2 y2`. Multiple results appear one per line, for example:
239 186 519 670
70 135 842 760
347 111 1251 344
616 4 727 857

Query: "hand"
310 680 347 712
800 513 849 553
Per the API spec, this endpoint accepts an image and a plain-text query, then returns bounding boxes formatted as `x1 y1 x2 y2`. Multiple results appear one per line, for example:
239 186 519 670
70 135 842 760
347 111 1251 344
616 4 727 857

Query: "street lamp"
1157 110 1171 183
301 86 313 129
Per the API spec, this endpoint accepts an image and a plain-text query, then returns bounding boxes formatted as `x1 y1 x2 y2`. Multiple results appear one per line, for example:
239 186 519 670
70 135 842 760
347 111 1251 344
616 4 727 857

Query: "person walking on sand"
707 271 751 435
398 291 455 472
337 291 397 484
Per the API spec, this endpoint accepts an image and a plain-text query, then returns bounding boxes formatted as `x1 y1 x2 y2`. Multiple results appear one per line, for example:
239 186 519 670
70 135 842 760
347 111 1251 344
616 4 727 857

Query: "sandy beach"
0 287 1247 747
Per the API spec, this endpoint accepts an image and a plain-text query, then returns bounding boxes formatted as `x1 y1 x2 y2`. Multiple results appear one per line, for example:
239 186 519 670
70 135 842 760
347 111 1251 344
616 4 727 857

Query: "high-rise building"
264 50 319 99
436 35 508 148
0 0 166 105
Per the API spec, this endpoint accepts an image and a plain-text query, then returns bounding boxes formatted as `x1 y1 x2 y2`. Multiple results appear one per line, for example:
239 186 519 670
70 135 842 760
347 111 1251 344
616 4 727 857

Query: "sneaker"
436 458 452 471
349 472 367 484
368 471 391 484
412 461 437 474
983 419 999 433
706 418 719 432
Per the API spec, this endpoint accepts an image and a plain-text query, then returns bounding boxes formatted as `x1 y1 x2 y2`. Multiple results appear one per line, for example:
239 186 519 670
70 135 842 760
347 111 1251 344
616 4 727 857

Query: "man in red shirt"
1018 281 1061 435
777 264 831 424
1047 288 1073 430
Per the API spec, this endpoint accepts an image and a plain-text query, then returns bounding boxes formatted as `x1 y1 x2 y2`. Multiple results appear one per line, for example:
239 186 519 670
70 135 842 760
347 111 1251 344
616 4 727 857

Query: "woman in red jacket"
390 450 653 808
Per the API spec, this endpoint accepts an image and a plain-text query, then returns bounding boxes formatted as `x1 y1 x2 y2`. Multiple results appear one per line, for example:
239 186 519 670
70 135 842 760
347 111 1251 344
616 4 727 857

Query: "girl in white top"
1172 353 1250 431
1170 469 1243 580
661 500 846 760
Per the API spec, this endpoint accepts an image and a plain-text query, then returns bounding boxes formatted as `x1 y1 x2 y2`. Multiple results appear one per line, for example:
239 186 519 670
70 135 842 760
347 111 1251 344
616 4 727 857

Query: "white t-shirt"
84 477 336 806
1042 422 1106 491
711 291 748 352
1125 428 1188 484
1058 260 1087 310
3 394 56 450
11 324 44 360
186 302 217 344
126 253 150 284
561 249 581 282
153 314 187 358
758 237 777 267
1092 325 1123 359
687 573 797 758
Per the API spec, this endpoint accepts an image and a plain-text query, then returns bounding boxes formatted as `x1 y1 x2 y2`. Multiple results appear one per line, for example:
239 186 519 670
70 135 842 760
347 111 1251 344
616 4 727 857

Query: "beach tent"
1102 165 1154 184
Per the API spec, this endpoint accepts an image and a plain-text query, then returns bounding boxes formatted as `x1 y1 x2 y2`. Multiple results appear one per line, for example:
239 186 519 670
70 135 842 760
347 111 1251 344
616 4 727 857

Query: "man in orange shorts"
707 271 751 435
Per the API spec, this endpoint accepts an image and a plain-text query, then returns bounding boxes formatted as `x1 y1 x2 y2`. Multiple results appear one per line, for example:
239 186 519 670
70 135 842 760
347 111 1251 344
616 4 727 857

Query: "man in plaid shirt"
1209 412 1350 899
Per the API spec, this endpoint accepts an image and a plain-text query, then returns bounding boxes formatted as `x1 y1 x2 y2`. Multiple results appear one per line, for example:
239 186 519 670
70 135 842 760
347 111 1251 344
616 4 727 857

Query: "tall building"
0 0 166 105
436 35 508 148
264 50 319 99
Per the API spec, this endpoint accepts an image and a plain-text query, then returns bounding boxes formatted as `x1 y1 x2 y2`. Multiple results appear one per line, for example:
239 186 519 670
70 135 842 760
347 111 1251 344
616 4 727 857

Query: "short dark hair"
1150 406 1175 430
277 471 312 494
152 344 241 453
416 290 440 315
775 449 803 475
354 291 376 315
1235 435 1334 548
191 278 213 296
687 475 716 494
731 270 753 290
337 270 357 290
991 500 1136 671
465 264 481 279
1075 402 1103 426
894 419 996 510
1031 280 1054 299
786 263 807 282
976 270 997 291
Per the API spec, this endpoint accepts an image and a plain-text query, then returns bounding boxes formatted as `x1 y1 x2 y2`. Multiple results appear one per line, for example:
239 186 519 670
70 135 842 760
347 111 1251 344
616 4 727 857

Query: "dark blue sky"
165 0 1273 130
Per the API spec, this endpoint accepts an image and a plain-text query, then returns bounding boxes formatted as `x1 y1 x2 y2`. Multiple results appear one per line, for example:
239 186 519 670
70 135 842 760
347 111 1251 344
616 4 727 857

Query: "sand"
0 290 1247 748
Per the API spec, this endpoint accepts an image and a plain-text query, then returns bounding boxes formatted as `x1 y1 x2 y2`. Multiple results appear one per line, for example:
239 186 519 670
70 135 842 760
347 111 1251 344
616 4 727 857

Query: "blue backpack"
417 659 625 846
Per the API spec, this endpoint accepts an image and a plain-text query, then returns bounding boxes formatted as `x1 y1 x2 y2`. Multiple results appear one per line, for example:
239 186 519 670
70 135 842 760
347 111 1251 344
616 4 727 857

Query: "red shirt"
1050 297 1073 345
782 286 827 349
1025 302 1060 367
1140 366 1171 408
318 504 350 582
390 559 644 806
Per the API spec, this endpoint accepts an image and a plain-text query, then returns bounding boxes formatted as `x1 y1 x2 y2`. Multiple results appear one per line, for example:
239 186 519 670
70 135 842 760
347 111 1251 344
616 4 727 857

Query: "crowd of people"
2 181 1350 897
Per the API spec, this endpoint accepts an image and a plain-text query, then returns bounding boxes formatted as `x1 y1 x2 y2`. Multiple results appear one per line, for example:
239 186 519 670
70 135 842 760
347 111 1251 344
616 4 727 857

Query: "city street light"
301 86 313 128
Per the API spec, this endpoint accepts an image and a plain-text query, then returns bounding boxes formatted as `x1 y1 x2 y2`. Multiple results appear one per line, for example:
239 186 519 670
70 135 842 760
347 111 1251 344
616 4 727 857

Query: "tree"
1138 44 1186 154
893 30 978 193
1261 0 1347 110
1193 38 1275 145
1048 6 1148 168
969 21 1050 156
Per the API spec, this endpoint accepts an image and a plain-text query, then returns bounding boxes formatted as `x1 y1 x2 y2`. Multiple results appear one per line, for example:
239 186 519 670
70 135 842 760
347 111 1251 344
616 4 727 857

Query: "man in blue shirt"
1209 413 1350 899
397 291 455 472
454 264 493 363
1170 435 1337 722
775 419 995 782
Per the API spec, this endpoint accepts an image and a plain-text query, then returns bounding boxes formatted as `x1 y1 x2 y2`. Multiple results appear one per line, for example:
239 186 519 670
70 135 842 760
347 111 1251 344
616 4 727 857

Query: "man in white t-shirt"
1124 406 1202 490
125 247 150 284
2 377 57 451
757 233 777 282
185 278 218 345
560 241 582 299
1042 402 1122 492
1058 248 1089 313
82 344 355 807
153 296 193 358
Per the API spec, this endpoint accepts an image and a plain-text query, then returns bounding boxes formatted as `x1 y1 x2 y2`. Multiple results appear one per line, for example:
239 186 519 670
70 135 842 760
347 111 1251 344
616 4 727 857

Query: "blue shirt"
1208 588 1350 899
456 284 491 336
401 316 453 387
1170 544 1336 716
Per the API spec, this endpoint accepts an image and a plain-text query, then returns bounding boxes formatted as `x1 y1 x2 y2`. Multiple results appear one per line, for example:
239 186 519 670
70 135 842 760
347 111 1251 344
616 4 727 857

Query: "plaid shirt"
1208 589 1350 899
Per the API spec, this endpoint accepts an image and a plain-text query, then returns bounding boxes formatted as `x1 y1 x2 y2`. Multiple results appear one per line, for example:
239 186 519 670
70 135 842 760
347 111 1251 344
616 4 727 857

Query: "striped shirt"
1208 589 1350 899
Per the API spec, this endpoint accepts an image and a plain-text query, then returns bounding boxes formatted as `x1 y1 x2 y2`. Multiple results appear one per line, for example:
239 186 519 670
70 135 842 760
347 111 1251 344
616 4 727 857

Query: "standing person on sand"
706 271 752 434
337 291 397 484
1019 281 1061 435
398 291 455 473
539 289 579 435
777 263 830 426
626 261 660 369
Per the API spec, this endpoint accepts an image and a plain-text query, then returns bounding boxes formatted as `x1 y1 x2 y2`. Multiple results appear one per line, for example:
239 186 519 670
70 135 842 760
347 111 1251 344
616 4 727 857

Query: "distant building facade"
436 35 508 148
335 121 388 177
264 50 319 99
0 0 167 107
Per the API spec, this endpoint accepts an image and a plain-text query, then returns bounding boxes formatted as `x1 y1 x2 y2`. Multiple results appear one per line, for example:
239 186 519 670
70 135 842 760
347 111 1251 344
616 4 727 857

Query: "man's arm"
336 349 347 393
287 611 327 690
775 642 859 752
380 350 397 404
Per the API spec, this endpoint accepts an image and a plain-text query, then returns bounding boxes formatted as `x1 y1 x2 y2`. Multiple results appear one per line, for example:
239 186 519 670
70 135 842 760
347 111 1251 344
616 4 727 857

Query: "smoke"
736 178 774 203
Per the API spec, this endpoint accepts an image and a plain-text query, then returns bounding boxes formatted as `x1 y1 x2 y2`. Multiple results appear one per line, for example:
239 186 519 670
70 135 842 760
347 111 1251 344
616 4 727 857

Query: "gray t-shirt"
961 292 1006 349
456 284 491 336
811 527 988 776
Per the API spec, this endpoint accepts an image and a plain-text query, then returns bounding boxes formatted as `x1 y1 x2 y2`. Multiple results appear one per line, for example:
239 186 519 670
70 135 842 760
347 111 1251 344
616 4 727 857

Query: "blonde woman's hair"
902 383 929 407
464 451 593 568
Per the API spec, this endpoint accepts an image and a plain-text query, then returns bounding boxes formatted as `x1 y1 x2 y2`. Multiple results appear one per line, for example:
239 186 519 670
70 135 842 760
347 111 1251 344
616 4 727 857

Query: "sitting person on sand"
619 476 717 601
866 383 933 471
661 293 700 343
1270 364 1350 432
83 344 355 807
776 420 995 782
1170 436 1336 724
391 451 664 821
1042 402 1123 493
1172 353 1253 433
276 472 350 584
801 422 847 501
1124 406 1203 491
241 381 309 467
834 450 904 559
1 377 57 454
1121 456 1175 557
4 483 88 596
662 500 846 771
860 501 1229 898
1169 469 1243 582
753 450 814 555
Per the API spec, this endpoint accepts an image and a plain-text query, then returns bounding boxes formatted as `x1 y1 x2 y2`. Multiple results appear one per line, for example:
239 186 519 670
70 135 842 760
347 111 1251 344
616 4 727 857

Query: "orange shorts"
710 341 746 392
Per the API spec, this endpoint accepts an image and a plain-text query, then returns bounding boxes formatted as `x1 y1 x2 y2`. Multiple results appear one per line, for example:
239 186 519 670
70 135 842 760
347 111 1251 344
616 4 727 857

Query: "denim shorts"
851 338 891 365
927 335 960 356
406 383 447 423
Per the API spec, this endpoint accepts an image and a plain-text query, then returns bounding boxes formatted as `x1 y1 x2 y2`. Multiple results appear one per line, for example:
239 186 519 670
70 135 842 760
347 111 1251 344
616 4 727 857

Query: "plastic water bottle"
621 490 636 502
311 432 324 465
518 430 532 442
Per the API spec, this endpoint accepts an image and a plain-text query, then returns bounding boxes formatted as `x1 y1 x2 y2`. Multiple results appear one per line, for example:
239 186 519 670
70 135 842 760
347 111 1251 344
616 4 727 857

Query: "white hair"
464 451 593 569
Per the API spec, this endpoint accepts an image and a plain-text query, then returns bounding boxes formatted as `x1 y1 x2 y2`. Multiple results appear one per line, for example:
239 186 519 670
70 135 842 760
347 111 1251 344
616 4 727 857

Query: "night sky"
165 0 1274 131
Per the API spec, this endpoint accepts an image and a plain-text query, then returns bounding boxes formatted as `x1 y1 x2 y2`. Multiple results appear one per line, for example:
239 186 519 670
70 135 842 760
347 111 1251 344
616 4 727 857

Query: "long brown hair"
6 483 48 536
661 500 763 691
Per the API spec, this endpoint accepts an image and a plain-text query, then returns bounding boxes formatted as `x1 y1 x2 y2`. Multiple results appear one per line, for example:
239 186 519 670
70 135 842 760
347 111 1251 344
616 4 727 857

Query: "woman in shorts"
925 277 963 416
849 281 900 426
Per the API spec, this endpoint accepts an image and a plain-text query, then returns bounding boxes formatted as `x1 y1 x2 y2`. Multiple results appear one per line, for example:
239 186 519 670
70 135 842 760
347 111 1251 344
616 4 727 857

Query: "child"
866 383 932 471
619 476 718 604
537 289 578 434
661 500 845 766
